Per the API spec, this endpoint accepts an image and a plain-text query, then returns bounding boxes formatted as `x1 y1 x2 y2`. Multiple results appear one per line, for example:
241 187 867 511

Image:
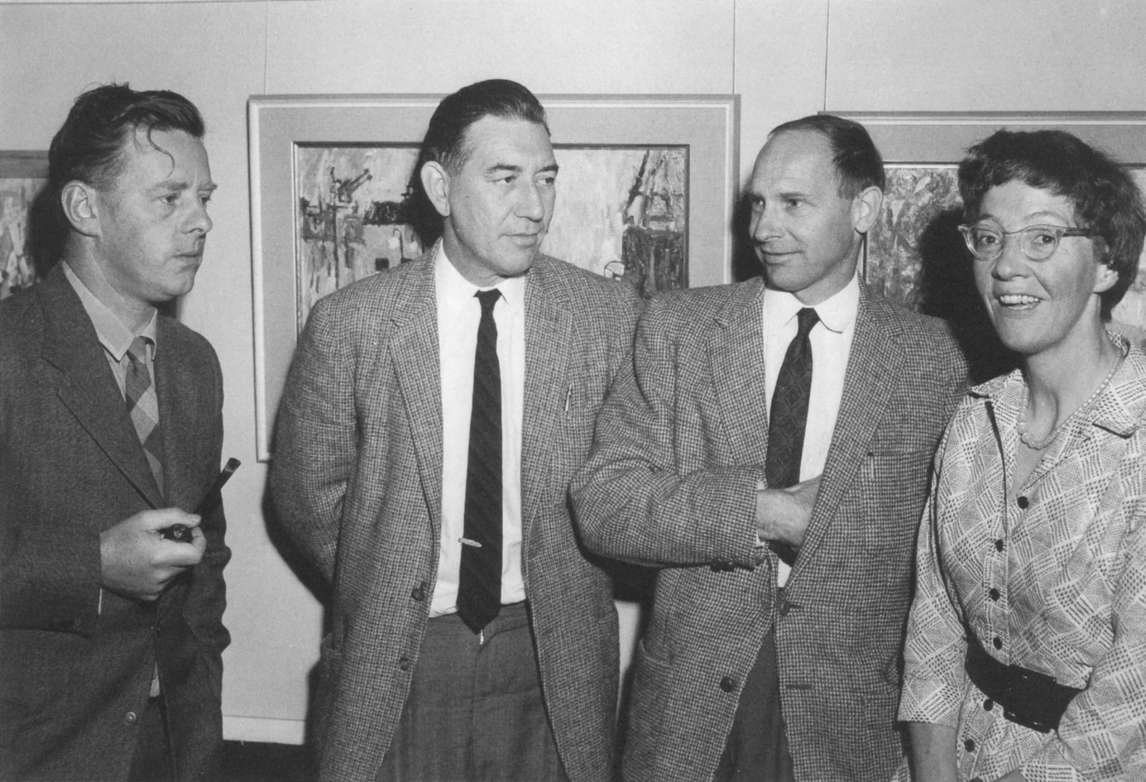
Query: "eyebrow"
978 210 1071 225
155 179 218 193
485 162 559 176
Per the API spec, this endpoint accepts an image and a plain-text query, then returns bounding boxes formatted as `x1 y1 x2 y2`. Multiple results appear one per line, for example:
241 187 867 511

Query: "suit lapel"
793 290 907 576
711 279 770 467
389 260 444 535
39 268 163 508
520 260 572 537
155 319 199 510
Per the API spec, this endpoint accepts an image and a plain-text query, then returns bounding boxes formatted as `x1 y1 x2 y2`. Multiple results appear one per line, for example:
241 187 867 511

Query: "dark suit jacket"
0 265 231 782
571 277 967 781
270 253 641 781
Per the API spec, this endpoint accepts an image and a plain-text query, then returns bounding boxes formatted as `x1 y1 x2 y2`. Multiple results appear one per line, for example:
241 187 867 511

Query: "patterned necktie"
765 307 818 564
125 336 164 494
458 289 502 634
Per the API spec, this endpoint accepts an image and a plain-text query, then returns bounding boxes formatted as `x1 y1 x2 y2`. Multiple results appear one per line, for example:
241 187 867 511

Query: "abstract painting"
0 152 48 301
293 144 687 331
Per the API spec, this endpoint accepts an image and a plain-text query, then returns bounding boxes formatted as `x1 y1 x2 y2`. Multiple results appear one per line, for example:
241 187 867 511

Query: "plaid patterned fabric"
124 336 164 494
900 339 1146 781
572 277 967 781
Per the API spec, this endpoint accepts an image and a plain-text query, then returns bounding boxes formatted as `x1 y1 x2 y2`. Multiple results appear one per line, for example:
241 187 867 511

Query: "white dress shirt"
431 246 526 616
762 274 859 586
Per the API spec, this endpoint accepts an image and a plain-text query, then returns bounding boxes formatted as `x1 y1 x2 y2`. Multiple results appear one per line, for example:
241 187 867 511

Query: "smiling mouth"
997 293 1041 308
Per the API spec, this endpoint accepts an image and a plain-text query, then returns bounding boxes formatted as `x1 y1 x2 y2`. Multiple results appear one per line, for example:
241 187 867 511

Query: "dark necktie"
765 307 818 565
125 336 165 494
458 289 503 634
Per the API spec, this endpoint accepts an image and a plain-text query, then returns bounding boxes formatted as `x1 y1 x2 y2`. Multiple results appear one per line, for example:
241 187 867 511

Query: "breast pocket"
856 448 935 554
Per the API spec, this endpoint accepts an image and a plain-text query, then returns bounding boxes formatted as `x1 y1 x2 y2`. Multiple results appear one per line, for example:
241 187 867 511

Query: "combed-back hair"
49 83 204 193
769 113 886 197
420 79 548 174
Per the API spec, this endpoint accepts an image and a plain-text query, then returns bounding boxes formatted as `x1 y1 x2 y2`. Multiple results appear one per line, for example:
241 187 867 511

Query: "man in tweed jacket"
572 115 966 781
271 80 640 781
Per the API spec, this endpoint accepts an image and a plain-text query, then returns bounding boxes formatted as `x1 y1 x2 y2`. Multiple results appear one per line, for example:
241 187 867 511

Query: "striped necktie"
457 289 503 634
125 336 165 494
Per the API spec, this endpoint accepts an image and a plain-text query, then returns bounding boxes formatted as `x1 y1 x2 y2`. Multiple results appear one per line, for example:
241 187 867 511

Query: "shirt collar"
62 261 158 361
433 241 525 313
762 272 860 335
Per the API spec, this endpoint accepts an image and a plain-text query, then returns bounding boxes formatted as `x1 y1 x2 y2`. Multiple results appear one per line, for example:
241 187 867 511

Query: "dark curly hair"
958 129 1146 319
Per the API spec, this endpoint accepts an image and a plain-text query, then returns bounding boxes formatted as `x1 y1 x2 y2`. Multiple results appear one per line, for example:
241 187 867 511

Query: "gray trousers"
376 602 568 782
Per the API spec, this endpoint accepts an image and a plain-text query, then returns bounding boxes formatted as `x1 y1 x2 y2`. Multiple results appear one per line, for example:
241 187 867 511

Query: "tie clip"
460 537 483 548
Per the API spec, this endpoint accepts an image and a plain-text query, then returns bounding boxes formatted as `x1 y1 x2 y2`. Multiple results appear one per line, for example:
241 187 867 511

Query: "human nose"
186 198 212 235
991 234 1028 278
516 180 546 222
750 201 780 242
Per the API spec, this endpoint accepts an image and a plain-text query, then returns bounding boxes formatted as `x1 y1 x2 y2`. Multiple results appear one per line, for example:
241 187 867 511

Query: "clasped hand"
755 475 822 549
99 508 205 602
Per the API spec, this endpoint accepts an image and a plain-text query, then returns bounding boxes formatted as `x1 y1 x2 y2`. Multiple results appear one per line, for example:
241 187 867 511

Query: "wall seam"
822 0 831 110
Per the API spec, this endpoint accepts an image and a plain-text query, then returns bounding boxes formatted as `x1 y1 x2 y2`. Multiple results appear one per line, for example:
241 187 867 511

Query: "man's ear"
852 185 883 235
60 181 100 237
419 161 451 219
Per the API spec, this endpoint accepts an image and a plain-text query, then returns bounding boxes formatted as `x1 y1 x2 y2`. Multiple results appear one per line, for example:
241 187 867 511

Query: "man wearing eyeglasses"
572 114 967 781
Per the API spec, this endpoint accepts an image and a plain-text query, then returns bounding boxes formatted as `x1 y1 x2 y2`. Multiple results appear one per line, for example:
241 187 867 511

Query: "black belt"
964 633 1082 733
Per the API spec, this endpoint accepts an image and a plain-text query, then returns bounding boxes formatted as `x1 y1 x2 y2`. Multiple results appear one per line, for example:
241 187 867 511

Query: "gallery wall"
2 0 1143 743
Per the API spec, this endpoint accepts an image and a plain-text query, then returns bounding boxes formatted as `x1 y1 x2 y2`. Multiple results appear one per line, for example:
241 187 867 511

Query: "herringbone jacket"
270 252 641 781
572 276 966 781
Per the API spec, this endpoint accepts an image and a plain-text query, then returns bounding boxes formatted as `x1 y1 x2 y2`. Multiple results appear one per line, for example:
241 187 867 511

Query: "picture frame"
841 112 1146 379
0 151 48 301
250 93 739 460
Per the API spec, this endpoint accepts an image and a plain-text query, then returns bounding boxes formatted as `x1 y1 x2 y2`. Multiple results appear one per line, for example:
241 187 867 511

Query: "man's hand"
99 508 205 602
755 475 822 549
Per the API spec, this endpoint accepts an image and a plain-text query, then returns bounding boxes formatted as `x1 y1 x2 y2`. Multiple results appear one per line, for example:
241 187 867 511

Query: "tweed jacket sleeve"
571 284 766 570
270 291 359 583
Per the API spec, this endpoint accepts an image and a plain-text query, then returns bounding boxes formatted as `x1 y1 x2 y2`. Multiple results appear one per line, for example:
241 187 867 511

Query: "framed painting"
250 93 739 459
843 112 1146 379
0 151 48 301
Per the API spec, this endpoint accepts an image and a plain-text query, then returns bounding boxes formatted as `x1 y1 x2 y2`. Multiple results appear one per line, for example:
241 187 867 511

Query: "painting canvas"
865 165 960 309
0 152 48 301
294 143 687 332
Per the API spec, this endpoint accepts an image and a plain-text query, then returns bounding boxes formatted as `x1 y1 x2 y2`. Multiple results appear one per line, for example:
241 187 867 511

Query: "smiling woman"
899 129 1146 782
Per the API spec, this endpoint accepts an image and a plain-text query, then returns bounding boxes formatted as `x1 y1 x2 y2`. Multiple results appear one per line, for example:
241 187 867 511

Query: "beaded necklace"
1016 351 1124 450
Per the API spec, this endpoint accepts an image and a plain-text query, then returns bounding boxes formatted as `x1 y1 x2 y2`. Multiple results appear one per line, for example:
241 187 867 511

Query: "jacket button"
988 588 1000 601
964 738 976 752
983 698 993 711
124 711 139 726
719 676 736 693
1017 496 1029 509
994 539 1004 552
993 637 1003 650
410 583 426 601
398 656 412 671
